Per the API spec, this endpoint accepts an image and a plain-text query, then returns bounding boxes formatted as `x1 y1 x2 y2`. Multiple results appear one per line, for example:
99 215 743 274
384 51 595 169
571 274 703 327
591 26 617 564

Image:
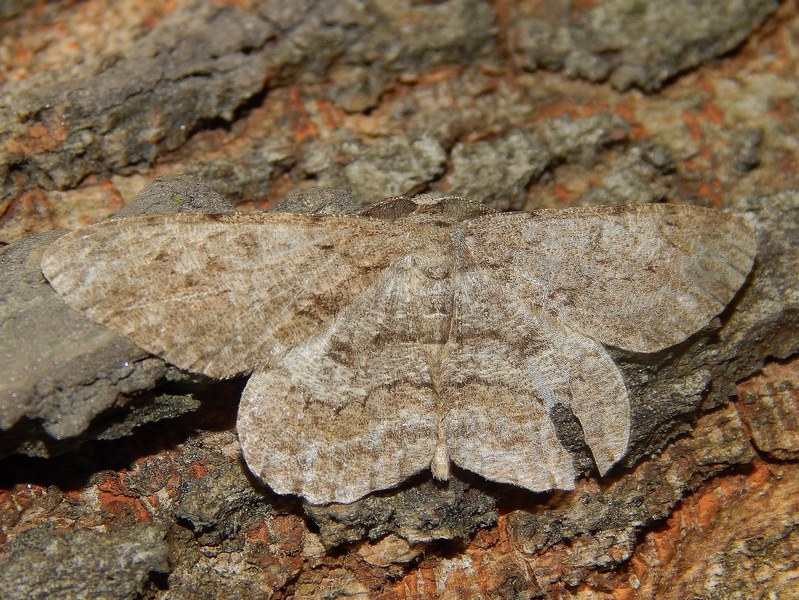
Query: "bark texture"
1 1 797 598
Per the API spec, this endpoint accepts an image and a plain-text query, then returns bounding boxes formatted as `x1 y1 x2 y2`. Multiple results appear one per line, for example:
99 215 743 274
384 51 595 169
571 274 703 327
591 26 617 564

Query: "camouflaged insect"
42 195 756 504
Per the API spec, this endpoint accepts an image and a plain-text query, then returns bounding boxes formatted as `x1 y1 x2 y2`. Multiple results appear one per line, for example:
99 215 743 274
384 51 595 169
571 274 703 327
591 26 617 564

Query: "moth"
41 194 756 504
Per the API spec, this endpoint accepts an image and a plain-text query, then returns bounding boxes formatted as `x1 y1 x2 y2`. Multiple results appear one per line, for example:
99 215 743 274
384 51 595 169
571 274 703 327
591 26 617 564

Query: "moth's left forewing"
462 204 757 354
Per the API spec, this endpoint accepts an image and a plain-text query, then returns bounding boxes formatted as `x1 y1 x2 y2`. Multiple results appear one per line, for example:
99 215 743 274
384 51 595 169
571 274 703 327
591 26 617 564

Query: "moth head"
359 194 494 222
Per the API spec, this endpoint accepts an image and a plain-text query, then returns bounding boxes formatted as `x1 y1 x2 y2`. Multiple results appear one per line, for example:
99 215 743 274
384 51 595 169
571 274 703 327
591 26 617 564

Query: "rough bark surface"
1 1 797 598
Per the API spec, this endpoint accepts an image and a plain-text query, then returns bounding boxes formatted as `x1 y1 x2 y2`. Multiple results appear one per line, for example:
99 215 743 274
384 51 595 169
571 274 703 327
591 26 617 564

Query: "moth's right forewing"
41 213 400 379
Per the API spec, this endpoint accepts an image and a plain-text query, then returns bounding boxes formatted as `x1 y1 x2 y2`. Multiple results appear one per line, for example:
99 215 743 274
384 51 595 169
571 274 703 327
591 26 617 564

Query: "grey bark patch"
172 442 271 546
1 3 277 192
300 134 448 203
255 0 495 82
572 146 671 207
446 129 550 211
738 372 799 460
305 476 497 548
189 135 298 204
445 114 630 210
0 523 169 600
509 0 779 91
